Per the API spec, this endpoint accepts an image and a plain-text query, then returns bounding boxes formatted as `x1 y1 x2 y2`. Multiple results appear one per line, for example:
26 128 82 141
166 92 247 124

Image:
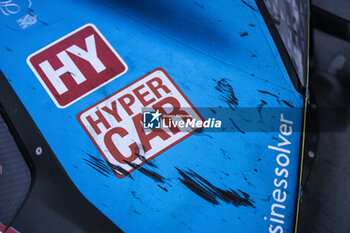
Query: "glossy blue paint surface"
0 0 304 232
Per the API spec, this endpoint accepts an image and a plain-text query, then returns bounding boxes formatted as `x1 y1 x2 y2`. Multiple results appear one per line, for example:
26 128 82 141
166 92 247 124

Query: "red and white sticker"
0 223 19 233
27 24 127 108
77 68 202 178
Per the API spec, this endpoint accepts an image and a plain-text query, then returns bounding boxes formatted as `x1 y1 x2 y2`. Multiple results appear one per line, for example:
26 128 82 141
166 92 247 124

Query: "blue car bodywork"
0 0 307 232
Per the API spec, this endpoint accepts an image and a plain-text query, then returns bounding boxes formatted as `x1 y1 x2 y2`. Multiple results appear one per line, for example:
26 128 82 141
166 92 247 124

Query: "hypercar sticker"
77 68 202 178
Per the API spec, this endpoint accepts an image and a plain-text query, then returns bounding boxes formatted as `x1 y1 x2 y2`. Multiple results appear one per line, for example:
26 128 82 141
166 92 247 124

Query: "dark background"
298 0 350 233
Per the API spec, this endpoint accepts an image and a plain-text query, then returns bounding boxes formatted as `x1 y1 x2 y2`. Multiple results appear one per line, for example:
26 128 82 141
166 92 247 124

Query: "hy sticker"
77 68 202 178
27 23 127 108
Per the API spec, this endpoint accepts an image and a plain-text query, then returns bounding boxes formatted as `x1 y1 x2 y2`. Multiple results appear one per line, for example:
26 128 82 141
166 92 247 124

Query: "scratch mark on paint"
283 100 294 108
124 160 165 183
241 0 258 12
258 90 278 98
157 184 168 192
215 78 239 110
257 99 267 121
134 151 158 168
83 154 112 177
176 168 255 207
229 118 245 134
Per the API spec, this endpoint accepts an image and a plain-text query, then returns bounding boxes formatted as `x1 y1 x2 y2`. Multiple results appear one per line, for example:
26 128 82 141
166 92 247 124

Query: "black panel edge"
254 0 307 95
312 5 350 42
0 70 123 233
